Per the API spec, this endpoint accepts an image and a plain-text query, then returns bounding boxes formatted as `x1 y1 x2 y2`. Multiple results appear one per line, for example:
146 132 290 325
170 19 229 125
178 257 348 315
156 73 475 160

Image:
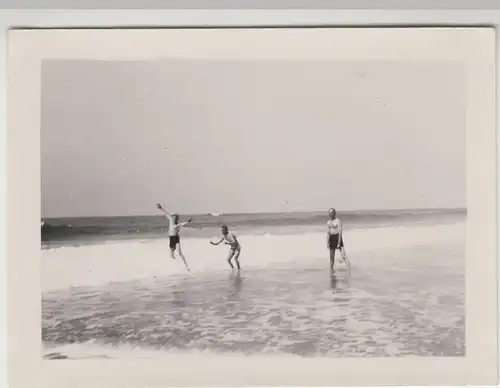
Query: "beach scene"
42 209 465 359
41 59 465 359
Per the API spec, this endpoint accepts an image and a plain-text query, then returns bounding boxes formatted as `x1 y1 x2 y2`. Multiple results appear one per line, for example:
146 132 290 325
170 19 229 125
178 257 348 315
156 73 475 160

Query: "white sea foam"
43 341 302 360
42 222 463 293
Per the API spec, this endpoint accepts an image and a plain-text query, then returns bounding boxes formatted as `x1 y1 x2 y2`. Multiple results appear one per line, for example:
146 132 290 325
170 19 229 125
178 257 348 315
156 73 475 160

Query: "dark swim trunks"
169 235 180 249
328 234 344 250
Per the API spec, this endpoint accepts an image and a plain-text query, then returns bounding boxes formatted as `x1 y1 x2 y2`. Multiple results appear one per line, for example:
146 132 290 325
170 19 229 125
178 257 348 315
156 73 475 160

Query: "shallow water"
42 236 464 358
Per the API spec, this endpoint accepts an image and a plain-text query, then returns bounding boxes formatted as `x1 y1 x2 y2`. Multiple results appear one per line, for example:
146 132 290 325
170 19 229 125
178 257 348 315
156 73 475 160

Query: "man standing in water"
327 208 344 273
156 203 192 272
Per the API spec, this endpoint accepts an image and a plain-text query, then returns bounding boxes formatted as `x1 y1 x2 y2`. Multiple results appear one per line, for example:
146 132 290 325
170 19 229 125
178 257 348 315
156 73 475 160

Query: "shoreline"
42 221 464 359
41 341 347 359
41 222 464 293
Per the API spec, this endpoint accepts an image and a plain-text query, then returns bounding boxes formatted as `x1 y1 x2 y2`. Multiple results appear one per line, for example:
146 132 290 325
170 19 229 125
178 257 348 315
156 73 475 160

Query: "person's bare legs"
170 247 176 260
329 248 336 274
233 249 242 270
177 243 190 272
226 250 236 269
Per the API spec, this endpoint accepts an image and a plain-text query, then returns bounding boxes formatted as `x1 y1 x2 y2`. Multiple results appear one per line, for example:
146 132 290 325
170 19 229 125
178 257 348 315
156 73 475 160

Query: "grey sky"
41 59 465 217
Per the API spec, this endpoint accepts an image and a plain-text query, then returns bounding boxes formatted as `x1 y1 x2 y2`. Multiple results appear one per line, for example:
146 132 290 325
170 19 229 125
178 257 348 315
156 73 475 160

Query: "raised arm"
179 218 193 228
156 203 173 221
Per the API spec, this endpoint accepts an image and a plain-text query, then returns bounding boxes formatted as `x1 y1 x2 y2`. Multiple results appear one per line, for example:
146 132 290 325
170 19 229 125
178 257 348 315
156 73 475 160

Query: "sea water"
42 209 465 358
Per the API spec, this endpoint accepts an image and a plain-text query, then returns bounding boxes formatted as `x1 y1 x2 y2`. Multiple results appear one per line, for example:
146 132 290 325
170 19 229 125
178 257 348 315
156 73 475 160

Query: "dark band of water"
42 208 465 248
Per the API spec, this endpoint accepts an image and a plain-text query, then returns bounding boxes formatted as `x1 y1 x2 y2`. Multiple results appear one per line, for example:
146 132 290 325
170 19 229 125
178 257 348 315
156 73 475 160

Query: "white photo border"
5 18 497 388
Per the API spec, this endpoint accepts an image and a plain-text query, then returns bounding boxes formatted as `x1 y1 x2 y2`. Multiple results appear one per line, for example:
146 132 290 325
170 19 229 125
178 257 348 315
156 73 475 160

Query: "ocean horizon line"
42 206 467 221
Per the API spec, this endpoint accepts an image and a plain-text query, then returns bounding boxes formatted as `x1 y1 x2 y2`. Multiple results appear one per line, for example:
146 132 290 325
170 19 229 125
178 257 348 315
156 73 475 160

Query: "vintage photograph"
40 52 467 359
4 20 496 386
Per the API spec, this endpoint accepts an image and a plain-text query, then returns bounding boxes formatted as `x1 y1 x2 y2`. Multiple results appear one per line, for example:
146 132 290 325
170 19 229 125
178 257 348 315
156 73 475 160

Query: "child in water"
210 224 242 270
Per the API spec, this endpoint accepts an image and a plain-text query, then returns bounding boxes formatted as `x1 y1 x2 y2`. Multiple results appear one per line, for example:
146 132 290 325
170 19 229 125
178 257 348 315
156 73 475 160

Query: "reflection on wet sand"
228 270 244 298
43 252 464 358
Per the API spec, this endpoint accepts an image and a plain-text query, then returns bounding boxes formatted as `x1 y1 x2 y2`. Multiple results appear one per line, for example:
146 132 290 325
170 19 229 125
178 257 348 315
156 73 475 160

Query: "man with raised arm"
156 203 192 272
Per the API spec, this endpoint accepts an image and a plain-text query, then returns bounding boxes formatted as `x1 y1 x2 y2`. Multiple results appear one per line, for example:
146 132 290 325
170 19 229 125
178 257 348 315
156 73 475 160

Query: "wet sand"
42 228 464 358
